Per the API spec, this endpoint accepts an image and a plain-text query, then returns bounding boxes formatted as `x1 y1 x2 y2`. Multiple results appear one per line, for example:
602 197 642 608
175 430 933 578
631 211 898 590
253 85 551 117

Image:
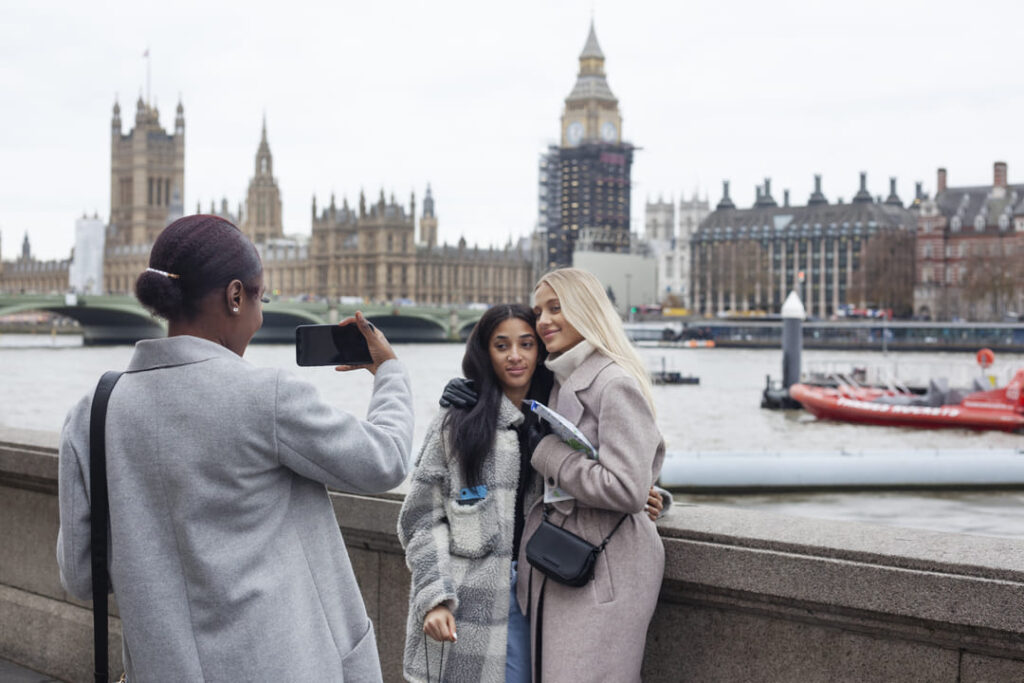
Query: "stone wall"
2 426 1024 682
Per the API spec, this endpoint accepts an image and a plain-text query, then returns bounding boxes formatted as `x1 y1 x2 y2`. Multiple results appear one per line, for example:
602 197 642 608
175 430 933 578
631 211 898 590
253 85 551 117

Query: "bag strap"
597 514 629 552
543 505 629 555
533 575 547 683
423 631 446 683
89 370 124 683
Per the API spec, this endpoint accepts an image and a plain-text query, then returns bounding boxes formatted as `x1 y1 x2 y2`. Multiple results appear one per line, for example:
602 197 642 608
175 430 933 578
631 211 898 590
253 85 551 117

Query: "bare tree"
963 237 1022 320
860 228 916 317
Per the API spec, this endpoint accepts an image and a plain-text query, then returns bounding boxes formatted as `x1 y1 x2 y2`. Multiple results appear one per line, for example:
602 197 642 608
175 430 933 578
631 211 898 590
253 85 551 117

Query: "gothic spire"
567 21 616 103
580 20 604 60
254 116 272 177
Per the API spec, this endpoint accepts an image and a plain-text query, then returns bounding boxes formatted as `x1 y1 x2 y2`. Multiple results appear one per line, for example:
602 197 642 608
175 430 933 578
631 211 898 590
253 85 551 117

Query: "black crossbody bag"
525 507 627 587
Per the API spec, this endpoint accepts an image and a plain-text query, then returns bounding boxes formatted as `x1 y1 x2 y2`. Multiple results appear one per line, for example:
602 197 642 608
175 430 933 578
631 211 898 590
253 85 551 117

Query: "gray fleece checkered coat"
398 397 536 683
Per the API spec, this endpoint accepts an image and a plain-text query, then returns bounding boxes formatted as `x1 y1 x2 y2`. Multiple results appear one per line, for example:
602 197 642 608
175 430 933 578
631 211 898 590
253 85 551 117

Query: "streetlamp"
625 273 633 321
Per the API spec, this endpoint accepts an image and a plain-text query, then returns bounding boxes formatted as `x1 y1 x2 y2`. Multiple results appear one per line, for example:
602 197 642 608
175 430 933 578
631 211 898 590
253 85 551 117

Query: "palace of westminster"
0 95 534 305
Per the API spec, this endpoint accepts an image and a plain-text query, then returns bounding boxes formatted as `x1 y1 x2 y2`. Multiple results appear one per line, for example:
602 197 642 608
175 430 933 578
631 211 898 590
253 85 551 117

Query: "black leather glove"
439 377 478 409
523 416 552 455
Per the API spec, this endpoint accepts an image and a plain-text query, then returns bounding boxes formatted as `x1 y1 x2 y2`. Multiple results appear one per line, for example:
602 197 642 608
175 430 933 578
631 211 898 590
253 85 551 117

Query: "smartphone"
295 323 373 366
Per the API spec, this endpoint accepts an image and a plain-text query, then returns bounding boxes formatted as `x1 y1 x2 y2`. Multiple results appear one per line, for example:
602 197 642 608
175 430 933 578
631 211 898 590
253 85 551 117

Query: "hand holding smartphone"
295 323 372 366
295 312 396 374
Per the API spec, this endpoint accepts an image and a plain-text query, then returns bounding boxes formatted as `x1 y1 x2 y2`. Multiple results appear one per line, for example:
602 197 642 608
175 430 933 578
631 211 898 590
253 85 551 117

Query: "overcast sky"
2 0 1023 260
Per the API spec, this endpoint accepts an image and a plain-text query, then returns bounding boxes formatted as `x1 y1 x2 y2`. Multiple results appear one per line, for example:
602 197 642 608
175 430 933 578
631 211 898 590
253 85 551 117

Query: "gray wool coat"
397 397 527 683
516 350 666 683
56 335 413 683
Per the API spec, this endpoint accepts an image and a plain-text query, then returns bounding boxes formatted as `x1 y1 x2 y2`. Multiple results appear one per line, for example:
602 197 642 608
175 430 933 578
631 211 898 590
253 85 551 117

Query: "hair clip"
145 267 180 279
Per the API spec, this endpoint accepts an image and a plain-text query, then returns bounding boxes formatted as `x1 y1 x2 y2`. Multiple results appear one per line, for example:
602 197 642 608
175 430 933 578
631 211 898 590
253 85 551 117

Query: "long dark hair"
443 304 553 485
135 214 263 321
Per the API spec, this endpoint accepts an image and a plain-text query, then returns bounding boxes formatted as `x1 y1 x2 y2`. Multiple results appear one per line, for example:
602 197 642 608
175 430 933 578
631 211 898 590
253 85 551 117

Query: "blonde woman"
516 267 665 683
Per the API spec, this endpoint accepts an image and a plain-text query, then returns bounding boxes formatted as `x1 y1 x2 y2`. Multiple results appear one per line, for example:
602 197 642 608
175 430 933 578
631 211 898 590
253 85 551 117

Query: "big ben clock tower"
561 21 622 148
545 21 634 270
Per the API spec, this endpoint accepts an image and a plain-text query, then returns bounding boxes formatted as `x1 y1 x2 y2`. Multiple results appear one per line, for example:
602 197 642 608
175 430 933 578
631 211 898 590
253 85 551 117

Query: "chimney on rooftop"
784 189 790 207
994 161 1008 189
716 180 736 210
808 174 828 206
852 171 873 203
937 168 947 194
884 177 903 207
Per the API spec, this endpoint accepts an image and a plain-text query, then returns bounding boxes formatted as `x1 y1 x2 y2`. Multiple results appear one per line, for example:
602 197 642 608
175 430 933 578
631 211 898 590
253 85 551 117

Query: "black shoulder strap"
89 370 124 683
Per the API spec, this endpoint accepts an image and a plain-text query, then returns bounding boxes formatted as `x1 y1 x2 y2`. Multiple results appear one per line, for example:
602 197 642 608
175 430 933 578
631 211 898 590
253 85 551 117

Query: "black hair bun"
135 269 184 320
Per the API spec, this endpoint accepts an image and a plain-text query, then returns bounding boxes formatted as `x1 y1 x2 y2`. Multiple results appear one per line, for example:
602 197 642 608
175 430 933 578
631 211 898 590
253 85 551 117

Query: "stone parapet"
1 426 1023 682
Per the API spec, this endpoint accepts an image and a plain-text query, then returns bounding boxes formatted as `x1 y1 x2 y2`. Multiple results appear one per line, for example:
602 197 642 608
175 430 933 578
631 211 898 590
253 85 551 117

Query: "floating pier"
660 449 1024 492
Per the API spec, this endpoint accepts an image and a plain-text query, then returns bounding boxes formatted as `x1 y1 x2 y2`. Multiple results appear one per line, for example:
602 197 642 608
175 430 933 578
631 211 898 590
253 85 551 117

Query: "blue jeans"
505 561 531 683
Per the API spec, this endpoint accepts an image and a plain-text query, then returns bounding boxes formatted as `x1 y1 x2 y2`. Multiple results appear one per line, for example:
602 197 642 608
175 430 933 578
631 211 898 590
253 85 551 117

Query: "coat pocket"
340 620 382 683
447 496 498 558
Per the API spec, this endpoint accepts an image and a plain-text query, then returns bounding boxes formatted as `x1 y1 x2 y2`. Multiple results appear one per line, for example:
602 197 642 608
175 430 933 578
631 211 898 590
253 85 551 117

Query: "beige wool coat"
516 349 666 683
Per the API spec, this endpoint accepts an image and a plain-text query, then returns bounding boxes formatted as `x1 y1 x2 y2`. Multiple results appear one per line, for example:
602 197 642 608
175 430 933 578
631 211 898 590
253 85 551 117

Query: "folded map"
525 400 598 503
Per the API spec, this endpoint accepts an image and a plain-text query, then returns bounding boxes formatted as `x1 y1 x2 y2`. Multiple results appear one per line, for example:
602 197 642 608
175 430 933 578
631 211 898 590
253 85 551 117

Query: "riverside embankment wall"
2 426 1024 682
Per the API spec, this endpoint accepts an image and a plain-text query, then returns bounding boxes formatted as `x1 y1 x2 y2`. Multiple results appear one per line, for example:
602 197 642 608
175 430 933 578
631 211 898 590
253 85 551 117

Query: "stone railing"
2 426 1023 682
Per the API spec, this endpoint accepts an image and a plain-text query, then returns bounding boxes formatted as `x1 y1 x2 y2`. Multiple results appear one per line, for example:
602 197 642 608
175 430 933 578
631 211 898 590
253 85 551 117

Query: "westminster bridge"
0 294 489 344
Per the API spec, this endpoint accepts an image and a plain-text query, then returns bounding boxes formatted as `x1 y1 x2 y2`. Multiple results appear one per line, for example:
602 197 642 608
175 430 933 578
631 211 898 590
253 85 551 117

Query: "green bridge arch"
0 294 485 345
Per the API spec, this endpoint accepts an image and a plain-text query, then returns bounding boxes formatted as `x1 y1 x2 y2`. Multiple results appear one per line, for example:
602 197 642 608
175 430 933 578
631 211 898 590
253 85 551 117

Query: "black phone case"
295 324 373 366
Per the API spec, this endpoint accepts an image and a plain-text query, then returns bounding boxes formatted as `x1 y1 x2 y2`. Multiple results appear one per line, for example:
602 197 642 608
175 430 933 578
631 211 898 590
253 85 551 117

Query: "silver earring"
232 307 239 313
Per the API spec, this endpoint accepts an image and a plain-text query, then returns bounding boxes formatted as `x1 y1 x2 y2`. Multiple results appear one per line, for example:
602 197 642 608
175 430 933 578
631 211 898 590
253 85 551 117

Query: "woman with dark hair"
56 215 413 682
398 304 551 683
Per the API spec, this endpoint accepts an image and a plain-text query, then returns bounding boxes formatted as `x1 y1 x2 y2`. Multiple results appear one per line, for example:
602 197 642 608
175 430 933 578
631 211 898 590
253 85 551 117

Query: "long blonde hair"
535 268 656 414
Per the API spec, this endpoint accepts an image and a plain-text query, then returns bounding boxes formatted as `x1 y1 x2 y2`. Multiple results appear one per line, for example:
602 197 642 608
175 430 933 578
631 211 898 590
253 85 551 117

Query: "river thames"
3 333 1023 538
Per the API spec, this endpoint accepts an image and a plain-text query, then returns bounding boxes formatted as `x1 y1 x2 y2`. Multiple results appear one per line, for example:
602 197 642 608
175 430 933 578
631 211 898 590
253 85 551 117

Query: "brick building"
914 162 1024 321
691 173 918 318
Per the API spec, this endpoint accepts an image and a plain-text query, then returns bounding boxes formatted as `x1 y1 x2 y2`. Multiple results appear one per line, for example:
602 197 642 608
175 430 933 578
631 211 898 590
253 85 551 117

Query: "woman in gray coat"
517 267 666 683
56 215 413 682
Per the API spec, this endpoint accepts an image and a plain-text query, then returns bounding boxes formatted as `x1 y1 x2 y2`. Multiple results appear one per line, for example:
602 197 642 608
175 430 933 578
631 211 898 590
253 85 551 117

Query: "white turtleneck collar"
544 339 596 386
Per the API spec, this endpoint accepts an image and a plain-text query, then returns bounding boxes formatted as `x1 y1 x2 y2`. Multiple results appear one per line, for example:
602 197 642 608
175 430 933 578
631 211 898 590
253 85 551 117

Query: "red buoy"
977 348 995 369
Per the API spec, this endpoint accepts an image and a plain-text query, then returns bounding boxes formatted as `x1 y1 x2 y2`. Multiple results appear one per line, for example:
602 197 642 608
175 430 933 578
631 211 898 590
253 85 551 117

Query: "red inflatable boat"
788 369 1024 432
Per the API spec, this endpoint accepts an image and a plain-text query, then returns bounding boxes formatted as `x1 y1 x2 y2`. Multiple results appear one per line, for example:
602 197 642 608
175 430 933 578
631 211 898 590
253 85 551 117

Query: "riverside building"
190 123 533 305
104 97 185 293
691 174 918 318
0 98 531 305
914 162 1024 322
645 192 709 309
0 234 70 295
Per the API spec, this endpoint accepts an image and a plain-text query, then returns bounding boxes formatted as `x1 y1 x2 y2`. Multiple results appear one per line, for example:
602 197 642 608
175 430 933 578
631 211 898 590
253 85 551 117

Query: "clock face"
601 121 617 143
566 121 584 146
